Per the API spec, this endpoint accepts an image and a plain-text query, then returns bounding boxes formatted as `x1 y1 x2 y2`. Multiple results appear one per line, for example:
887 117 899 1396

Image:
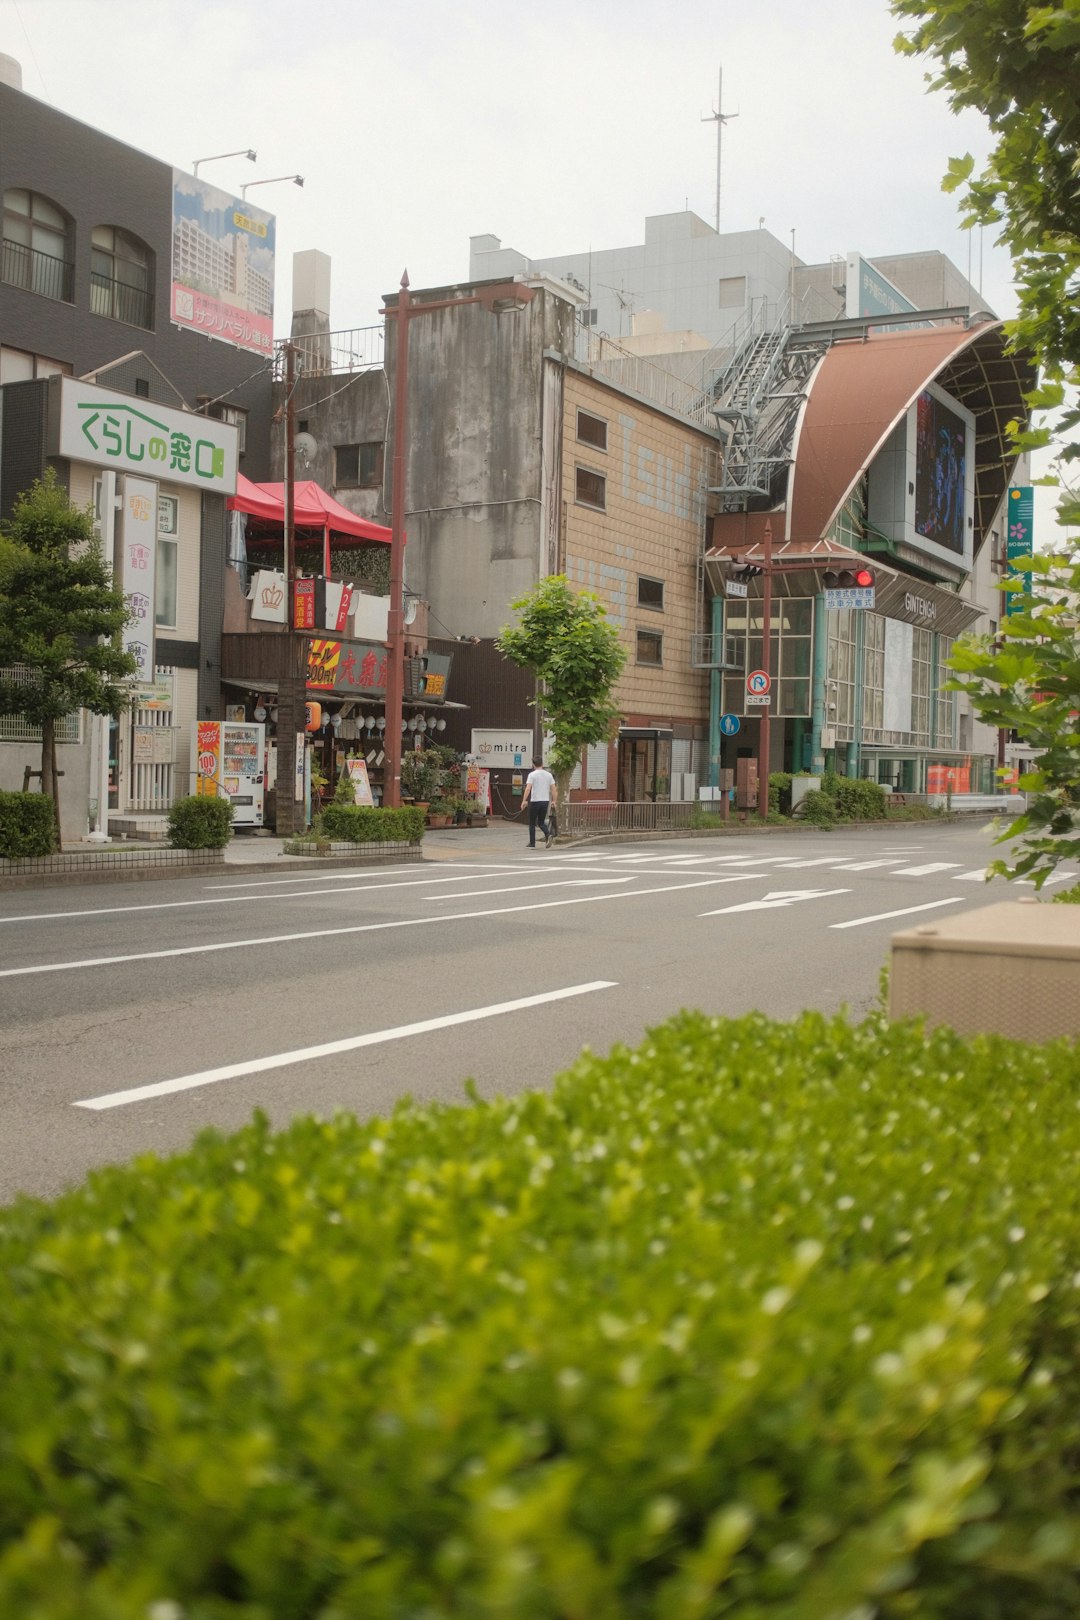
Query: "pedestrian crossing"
555 848 1079 889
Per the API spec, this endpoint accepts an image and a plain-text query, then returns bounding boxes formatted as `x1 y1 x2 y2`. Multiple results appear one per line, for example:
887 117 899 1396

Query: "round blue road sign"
719 713 741 736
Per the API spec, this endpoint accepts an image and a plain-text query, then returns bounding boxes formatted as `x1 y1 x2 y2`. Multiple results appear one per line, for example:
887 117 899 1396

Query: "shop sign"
130 678 173 710
120 476 156 681
1006 486 1034 616
421 652 453 703
293 577 316 630
902 591 938 624
306 638 388 693
51 377 238 494
250 569 286 623
472 728 533 767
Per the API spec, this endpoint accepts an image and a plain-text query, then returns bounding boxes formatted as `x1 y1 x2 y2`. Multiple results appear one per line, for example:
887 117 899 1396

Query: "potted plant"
426 798 455 829
399 748 441 809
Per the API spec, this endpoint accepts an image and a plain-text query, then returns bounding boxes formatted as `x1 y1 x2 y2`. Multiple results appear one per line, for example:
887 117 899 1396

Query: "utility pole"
275 340 305 837
384 271 411 808
701 67 737 233
757 519 774 817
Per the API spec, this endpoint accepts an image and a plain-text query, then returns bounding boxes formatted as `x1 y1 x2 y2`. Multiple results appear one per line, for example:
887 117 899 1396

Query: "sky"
1 0 1066 528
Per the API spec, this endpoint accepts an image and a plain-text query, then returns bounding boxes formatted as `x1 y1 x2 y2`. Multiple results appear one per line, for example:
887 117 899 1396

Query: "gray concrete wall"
270 369 389 523
383 281 577 641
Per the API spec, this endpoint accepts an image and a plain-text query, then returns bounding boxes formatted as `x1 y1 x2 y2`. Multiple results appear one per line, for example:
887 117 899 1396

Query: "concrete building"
0 62 263 838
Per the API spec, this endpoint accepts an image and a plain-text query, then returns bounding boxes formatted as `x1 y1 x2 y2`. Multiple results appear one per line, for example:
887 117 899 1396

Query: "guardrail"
559 800 697 837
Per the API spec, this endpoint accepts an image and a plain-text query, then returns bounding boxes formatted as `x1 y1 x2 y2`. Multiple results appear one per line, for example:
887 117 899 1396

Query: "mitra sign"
49 377 239 495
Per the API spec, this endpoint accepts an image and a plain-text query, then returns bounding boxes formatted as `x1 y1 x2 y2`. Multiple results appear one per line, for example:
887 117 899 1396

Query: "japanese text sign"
120 476 157 680
51 377 238 494
306 638 389 694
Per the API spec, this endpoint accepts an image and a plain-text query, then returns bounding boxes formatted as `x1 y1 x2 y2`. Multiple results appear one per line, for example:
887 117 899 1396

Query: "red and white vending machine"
192 719 266 828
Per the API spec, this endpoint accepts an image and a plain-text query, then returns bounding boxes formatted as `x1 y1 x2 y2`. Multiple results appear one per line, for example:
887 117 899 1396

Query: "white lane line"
892 862 963 877
955 869 991 882
429 877 634 899
830 898 966 930
771 856 846 869
0 874 767 980
0 870 513 926
830 859 906 872
207 864 519 890
702 887 850 916
74 980 618 1111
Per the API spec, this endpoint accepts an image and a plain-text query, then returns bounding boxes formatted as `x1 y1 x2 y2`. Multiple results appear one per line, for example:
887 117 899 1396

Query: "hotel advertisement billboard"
171 170 275 356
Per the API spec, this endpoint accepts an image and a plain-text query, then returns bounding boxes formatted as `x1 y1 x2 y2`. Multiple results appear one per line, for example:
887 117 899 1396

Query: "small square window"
637 576 664 610
636 629 663 666
575 465 606 510
577 409 607 451
718 275 746 309
134 377 150 398
336 442 383 488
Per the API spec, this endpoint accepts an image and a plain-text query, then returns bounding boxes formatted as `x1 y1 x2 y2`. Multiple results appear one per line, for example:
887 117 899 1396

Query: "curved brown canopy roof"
787 321 1036 552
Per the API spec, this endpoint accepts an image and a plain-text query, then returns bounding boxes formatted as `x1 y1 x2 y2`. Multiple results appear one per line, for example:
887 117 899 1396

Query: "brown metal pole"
757 519 773 817
275 341 303 838
384 272 410 808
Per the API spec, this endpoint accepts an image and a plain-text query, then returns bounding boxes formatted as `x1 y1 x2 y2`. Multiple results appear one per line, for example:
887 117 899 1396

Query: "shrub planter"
282 838 422 863
0 846 226 891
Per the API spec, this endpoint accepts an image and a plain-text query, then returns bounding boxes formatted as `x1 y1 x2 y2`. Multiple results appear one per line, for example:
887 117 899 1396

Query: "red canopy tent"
228 476 393 574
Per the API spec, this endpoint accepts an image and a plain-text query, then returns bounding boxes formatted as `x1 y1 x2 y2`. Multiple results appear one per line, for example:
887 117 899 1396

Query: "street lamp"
379 270 535 806
241 174 304 198
193 148 256 177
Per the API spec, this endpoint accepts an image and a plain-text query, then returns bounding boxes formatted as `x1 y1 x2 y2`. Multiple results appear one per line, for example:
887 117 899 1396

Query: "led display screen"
914 389 967 555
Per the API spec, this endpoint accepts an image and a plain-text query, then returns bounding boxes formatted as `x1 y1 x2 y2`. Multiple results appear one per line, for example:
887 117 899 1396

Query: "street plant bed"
282 837 422 861
0 846 226 890
4 1011 1080 1615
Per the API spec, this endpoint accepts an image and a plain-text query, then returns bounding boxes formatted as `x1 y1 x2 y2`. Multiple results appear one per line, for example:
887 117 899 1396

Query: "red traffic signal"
824 566 875 590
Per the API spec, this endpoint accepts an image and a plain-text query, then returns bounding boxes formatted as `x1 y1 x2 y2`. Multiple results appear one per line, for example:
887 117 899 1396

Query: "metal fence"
559 800 697 837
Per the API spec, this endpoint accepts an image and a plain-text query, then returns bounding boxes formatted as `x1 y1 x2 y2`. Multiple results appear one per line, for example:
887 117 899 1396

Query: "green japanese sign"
50 377 239 495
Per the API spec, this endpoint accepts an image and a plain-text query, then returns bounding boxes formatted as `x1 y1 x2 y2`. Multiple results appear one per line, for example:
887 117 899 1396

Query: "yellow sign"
232 211 268 238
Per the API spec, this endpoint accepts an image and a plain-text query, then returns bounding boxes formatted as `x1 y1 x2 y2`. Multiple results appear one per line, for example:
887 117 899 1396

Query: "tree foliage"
0 471 136 846
892 0 1080 515
496 575 626 789
949 549 1080 884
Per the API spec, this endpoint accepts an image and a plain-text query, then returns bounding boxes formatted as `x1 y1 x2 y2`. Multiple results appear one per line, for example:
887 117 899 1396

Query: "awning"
227 477 393 544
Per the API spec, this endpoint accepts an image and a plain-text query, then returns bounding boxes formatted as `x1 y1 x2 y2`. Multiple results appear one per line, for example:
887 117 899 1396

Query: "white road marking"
207 865 519 890
830 898 966 930
73 980 618 1111
0 870 511 926
0 874 770 980
702 887 850 916
892 862 963 876
429 877 634 899
955 869 992 882
770 856 847 869
830 859 906 871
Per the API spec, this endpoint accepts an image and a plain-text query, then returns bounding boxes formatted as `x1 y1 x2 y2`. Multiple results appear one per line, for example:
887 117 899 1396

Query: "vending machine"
192 719 266 828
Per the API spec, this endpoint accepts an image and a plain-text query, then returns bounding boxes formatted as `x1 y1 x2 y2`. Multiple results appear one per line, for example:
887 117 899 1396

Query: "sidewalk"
222 818 530 866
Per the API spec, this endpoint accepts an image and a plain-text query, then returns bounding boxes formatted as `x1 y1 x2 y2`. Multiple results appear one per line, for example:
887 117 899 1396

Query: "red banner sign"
293 578 315 630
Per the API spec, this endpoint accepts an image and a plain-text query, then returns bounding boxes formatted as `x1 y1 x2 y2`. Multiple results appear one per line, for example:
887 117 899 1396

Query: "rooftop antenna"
701 66 738 234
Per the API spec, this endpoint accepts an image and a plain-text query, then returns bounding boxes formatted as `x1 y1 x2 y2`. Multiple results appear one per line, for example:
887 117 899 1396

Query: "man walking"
521 756 557 848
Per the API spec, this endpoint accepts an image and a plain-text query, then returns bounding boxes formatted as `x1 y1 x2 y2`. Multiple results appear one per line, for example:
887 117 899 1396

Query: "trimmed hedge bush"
0 789 55 857
167 793 234 849
5 1012 1080 1615
767 771 792 815
319 803 425 843
795 786 837 826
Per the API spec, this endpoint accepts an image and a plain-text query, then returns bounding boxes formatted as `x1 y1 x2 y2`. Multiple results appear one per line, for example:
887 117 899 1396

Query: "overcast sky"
5 0 1067 531
2 0 1012 326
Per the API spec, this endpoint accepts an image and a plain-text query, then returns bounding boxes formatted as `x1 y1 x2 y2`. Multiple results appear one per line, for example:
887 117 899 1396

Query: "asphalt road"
2 819 1070 1202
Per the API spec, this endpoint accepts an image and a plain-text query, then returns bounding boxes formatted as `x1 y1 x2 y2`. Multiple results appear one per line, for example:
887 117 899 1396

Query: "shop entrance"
617 731 672 802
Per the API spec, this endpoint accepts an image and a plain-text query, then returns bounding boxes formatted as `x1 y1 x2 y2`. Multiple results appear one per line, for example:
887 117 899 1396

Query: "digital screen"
914 390 967 554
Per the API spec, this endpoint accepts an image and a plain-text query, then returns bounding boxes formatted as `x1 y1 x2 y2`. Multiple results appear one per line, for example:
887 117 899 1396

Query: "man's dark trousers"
528 801 550 847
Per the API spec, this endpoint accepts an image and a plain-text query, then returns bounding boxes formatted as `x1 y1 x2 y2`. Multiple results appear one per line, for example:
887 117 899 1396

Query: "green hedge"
319 803 425 843
0 789 55 857
5 1011 1080 1615
167 793 234 849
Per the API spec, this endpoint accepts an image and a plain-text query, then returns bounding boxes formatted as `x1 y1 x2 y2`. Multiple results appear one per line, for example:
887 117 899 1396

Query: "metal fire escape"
695 297 829 512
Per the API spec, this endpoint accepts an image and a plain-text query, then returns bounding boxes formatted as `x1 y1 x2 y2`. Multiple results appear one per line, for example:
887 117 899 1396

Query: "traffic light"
823 566 875 589
728 560 764 579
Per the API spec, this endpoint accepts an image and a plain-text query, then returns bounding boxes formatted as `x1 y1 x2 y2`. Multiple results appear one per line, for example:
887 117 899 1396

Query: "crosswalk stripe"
892 862 963 876
831 859 905 871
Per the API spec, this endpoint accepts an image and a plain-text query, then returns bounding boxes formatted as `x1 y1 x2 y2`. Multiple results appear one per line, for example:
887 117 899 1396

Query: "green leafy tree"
949 549 1080 885
496 575 626 804
0 471 136 849
891 0 1080 517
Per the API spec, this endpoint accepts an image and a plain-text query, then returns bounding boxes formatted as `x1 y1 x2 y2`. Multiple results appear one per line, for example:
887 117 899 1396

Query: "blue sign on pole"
719 713 741 737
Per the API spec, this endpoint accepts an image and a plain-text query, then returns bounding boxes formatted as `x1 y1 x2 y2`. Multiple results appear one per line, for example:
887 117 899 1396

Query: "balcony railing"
276 325 385 380
90 271 154 331
1 237 74 303
689 632 742 669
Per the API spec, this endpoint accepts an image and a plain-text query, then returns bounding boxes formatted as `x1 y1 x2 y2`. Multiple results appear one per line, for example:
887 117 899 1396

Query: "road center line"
73 980 618 1111
0 870 514 926
830 898 966 930
429 877 634 898
0 875 764 980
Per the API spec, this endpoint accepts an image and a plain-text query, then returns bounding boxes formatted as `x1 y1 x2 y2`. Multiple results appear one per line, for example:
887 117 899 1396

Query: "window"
575 465 606 510
90 225 154 329
2 189 74 302
580 307 598 327
0 665 81 743
576 409 608 451
0 346 71 383
155 495 179 628
718 275 746 310
208 402 247 456
336 442 383 488
636 629 663 666
637 576 664 611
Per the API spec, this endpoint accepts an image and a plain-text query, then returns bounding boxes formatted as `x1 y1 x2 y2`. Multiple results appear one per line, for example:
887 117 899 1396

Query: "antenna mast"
701 67 738 233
